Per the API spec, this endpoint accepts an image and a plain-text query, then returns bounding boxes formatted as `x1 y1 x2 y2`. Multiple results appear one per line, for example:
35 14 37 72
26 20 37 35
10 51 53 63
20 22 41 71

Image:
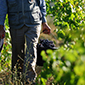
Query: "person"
0 0 51 84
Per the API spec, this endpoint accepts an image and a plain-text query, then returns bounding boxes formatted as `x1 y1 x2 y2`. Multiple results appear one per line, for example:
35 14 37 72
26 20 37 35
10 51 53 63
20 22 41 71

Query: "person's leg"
23 25 41 84
10 27 25 78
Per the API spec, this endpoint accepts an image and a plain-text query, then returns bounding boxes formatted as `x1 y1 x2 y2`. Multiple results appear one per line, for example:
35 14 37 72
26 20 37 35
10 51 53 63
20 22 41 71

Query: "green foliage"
0 15 11 71
46 0 85 29
37 36 85 84
36 0 85 85
46 0 85 42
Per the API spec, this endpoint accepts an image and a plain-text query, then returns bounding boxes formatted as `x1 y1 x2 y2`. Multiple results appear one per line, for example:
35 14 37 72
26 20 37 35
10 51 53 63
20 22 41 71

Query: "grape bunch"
37 39 57 66
38 39 57 50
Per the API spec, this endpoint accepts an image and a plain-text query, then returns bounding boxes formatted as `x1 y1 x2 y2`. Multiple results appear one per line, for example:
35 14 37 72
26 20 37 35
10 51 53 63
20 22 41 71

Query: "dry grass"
0 71 12 85
0 66 49 85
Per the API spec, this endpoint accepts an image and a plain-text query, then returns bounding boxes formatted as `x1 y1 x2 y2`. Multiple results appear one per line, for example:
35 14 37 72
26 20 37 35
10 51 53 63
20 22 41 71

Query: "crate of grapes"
37 39 57 66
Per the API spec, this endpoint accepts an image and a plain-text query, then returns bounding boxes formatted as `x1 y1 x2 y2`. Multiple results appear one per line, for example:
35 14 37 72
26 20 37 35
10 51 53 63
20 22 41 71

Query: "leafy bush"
37 34 85 84
0 15 11 72
36 0 85 85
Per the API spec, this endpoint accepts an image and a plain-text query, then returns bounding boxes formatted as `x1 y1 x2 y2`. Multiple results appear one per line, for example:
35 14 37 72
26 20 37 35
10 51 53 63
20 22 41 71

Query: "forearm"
0 0 7 26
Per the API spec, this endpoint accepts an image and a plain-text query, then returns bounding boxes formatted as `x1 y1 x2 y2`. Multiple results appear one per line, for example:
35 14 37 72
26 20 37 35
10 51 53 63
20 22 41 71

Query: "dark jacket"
0 0 47 29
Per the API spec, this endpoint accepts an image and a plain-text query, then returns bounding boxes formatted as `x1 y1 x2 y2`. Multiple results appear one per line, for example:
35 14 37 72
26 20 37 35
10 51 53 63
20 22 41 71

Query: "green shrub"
36 0 85 85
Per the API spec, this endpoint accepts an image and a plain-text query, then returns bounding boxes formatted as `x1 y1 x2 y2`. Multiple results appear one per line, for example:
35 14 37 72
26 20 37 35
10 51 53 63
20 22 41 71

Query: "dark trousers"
10 25 41 83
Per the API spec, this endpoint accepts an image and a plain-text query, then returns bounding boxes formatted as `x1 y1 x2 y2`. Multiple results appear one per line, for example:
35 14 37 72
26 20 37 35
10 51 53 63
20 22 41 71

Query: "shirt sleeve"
40 0 47 23
0 0 7 26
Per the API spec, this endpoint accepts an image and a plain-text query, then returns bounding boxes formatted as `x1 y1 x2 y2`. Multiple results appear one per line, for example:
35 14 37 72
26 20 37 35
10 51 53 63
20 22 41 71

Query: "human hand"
0 25 5 39
42 22 51 34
